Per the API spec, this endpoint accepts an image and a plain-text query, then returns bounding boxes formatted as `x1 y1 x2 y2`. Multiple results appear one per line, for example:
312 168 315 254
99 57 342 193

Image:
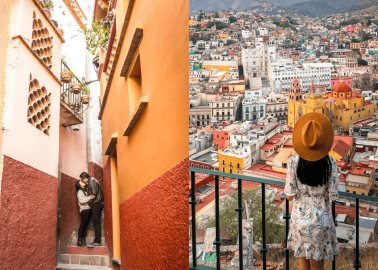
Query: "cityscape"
189 3 378 269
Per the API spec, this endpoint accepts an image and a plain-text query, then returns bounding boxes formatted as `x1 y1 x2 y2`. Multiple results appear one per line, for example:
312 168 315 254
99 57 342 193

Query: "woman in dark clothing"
75 180 95 246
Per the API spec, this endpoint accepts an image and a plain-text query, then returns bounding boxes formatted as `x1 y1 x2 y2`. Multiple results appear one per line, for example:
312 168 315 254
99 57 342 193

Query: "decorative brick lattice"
31 12 53 68
28 76 51 135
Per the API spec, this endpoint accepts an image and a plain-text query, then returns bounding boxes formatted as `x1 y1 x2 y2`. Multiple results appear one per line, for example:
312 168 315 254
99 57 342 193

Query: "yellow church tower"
287 79 323 128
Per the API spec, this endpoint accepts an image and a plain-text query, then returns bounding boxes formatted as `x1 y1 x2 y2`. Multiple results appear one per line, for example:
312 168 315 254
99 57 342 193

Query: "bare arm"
284 156 298 201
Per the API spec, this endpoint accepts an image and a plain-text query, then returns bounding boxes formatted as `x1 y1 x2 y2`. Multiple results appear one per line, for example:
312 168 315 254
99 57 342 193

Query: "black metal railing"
60 60 84 120
189 167 378 270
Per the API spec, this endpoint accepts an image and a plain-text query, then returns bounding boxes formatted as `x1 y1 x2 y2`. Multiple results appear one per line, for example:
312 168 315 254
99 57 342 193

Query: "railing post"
235 178 244 270
214 175 221 270
284 198 290 270
332 201 336 270
189 171 197 270
354 198 361 270
261 183 268 270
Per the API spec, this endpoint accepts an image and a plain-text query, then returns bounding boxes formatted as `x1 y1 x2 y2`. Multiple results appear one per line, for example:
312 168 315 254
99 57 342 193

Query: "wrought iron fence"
60 60 84 120
189 167 378 270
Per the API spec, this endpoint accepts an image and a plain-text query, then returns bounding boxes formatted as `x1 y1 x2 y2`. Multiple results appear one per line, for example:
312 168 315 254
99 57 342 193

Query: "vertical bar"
332 201 336 270
189 171 197 270
214 175 221 270
284 198 290 270
261 183 268 270
235 179 244 270
354 198 361 270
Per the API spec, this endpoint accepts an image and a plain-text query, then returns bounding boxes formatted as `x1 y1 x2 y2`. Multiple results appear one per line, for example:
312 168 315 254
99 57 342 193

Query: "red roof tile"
332 139 351 158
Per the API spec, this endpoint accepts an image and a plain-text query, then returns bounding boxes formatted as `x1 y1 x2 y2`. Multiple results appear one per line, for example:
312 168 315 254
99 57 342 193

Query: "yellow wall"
227 84 245 92
203 64 237 72
218 153 243 174
288 93 377 130
345 184 371 196
101 0 188 202
329 150 342 161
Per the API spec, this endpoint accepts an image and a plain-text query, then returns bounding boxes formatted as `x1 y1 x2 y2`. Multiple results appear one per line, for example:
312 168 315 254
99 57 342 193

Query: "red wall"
213 130 229 150
0 156 58 269
89 162 104 183
102 160 113 258
119 159 189 270
59 173 80 254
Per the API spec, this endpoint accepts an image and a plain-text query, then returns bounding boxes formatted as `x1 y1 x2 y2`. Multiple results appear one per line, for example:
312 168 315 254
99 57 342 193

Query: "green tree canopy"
203 189 285 244
229 16 237 24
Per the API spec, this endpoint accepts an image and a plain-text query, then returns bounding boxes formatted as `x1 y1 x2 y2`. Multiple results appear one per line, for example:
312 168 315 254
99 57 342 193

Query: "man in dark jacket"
79 172 104 247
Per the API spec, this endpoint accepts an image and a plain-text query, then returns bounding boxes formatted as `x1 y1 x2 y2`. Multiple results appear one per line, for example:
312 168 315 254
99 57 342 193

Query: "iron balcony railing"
189 167 378 270
60 60 84 121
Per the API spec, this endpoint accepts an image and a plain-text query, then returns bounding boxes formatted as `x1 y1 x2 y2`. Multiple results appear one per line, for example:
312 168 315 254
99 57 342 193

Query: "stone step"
83 236 106 245
56 263 112 270
86 228 105 238
66 246 107 256
59 254 109 266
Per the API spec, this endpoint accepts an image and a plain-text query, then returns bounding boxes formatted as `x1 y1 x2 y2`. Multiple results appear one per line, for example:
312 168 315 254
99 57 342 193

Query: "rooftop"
191 151 218 165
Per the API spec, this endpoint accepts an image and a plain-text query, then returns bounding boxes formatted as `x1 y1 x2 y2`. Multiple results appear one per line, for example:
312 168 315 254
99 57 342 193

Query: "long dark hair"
75 180 88 194
296 155 332 187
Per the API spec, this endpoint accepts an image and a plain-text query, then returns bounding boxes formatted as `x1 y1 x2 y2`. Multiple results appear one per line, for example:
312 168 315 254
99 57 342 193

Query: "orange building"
213 130 230 150
95 0 188 269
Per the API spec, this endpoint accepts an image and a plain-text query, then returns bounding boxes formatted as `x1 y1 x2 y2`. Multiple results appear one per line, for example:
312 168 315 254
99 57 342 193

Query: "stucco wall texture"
119 159 189 270
59 172 81 254
0 156 58 270
102 160 113 258
89 162 104 183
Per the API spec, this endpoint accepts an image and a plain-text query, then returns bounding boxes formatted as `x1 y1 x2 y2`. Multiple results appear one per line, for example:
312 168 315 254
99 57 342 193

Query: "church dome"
332 80 351 93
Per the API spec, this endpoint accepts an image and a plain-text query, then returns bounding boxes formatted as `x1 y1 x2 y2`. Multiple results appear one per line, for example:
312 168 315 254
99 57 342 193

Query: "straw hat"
292 112 334 161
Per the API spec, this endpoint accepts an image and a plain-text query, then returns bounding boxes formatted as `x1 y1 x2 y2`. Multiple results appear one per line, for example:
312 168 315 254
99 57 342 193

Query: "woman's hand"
90 195 95 199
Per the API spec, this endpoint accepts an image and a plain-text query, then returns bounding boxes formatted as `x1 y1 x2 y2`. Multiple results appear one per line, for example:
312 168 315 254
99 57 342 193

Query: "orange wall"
213 130 229 150
101 0 189 202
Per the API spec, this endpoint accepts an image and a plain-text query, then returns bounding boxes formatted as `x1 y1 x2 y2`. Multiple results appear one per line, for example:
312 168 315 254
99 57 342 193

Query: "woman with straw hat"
284 112 339 270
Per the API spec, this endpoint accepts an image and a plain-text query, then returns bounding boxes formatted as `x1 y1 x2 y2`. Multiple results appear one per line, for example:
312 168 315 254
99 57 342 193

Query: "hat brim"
292 112 334 161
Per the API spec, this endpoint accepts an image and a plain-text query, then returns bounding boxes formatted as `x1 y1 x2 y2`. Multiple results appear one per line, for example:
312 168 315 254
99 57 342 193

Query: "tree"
229 16 237 24
203 189 286 244
358 58 368 66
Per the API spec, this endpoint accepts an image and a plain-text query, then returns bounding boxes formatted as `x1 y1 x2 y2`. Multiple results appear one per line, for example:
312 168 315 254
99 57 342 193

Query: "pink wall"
59 125 88 179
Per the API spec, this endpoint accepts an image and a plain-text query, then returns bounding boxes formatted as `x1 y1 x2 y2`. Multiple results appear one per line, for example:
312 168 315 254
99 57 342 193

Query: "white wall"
3 38 61 177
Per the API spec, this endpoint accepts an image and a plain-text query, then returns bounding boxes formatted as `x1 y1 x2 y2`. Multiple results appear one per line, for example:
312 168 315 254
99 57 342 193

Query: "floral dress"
284 155 339 261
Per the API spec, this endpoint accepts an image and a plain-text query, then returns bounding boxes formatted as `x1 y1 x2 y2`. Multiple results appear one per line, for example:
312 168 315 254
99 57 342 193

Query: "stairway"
57 214 112 270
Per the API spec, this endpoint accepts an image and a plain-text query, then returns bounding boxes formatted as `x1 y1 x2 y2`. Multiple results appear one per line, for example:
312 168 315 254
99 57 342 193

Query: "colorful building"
218 145 252 174
345 166 374 196
288 79 377 131
96 0 188 269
